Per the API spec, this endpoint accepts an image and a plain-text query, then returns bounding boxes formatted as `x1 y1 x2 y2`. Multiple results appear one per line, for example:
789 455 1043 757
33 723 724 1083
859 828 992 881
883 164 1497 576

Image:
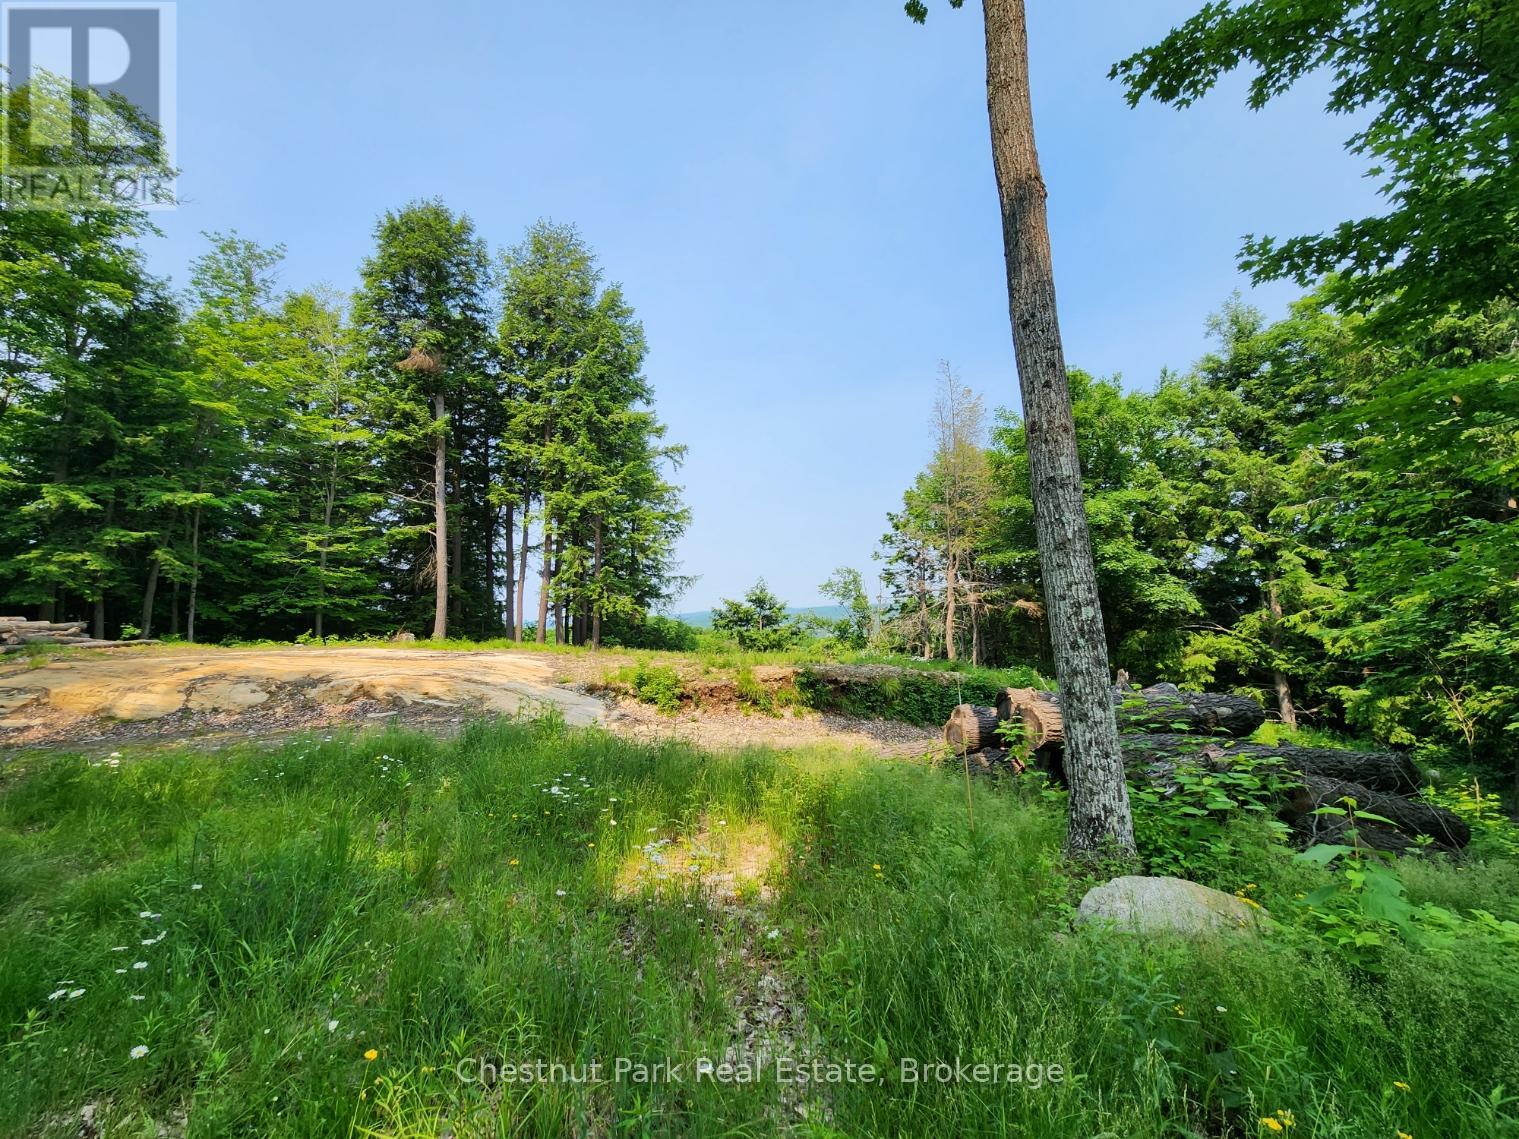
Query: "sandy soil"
0 645 940 758
0 646 604 750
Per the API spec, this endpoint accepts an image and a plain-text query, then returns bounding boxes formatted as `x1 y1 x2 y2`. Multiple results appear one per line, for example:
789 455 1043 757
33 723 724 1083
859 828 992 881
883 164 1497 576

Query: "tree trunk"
187 506 201 644
944 553 958 662
92 595 105 641
536 517 551 644
431 392 448 641
140 553 160 639
1266 580 1298 730
981 0 1133 858
592 516 603 650
502 500 516 639
516 508 531 642
317 450 338 642
450 469 464 628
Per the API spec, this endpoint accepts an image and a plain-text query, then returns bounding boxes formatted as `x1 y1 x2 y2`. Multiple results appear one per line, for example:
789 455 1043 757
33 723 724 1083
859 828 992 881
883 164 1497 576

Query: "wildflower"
130 995 145 1002
556 889 567 897
138 911 153 919
364 1048 378 1061
327 1020 339 1032
115 969 127 975
1260 1119 1283 1133
68 989 85 999
48 989 68 1001
1216 1006 1227 1013
766 929 780 940
111 946 128 952
1275 1110 1295 1128
587 842 595 848
1394 1081 1410 1092
132 961 148 970
872 863 882 871
191 883 203 891
509 858 519 866
1397 1132 1413 1139
130 1045 149 1060
1173 1004 1186 1016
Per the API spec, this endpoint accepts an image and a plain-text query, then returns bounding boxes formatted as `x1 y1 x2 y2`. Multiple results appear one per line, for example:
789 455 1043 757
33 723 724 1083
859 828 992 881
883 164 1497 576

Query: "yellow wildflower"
364 1048 378 1062
1275 1109 1295 1128
1394 1081 1410 1092
509 858 519 866
1397 1131 1413 1139
1260 1118 1283 1133
872 863 882 871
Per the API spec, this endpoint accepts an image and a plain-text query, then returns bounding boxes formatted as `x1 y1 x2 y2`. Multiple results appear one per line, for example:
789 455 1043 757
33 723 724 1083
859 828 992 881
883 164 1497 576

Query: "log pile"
944 684 1466 854
0 617 152 651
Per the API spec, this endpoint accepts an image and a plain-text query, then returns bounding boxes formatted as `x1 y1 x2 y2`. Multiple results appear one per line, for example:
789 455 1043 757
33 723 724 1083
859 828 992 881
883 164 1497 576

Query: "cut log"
994 686 1065 752
1118 734 1423 795
1282 774 1470 851
1115 683 1265 737
995 684 1266 742
944 704 1002 754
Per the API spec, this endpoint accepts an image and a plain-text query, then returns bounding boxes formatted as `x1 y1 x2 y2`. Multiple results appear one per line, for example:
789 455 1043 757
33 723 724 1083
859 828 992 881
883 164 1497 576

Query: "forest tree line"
0 197 690 646
876 292 1517 778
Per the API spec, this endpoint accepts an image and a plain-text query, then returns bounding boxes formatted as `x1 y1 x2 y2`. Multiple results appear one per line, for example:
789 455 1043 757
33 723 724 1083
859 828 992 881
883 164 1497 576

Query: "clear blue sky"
142 0 1380 612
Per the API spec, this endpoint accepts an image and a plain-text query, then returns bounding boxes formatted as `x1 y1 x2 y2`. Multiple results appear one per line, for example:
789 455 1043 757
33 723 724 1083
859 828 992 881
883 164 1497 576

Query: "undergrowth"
2 720 1518 1136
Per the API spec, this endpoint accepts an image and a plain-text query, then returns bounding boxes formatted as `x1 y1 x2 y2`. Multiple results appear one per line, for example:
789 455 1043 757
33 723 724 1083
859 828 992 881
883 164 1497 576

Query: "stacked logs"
0 617 151 651
944 683 1468 854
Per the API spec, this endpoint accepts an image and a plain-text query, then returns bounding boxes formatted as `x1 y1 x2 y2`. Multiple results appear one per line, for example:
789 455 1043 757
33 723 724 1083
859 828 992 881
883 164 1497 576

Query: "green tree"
352 201 495 640
712 579 797 652
1112 0 1519 331
909 0 1134 858
820 567 875 649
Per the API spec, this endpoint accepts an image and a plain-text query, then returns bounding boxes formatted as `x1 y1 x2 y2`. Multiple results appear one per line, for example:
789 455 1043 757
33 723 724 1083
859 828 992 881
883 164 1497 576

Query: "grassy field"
3 717 1519 1137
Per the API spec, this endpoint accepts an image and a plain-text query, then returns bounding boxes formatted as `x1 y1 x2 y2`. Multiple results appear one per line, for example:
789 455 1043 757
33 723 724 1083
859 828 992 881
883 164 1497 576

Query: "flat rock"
1076 875 1268 936
187 679 269 712
107 689 186 721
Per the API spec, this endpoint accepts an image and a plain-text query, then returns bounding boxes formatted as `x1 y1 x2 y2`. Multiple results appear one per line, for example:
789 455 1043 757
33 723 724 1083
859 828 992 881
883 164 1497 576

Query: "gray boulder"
1076 875 1269 935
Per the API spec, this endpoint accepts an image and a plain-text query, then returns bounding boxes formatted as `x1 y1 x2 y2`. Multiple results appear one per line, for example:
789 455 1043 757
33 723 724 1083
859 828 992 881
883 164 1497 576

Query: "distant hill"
672 604 850 630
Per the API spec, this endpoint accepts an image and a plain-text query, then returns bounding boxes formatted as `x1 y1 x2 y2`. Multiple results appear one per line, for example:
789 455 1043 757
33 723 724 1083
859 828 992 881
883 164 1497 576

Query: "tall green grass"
3 720 1517 1136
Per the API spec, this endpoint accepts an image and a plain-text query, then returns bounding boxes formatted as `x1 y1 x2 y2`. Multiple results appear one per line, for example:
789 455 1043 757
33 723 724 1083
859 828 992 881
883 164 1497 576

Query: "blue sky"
142 0 1381 612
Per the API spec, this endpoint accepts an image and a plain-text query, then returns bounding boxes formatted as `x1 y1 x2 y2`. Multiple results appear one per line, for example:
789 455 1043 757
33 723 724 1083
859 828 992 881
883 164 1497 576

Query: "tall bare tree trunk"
187 505 201 644
982 0 1133 858
501 501 515 639
516 508 531 642
592 516 604 650
140 552 160 639
944 554 958 662
536 517 551 644
1267 579 1298 730
431 392 449 641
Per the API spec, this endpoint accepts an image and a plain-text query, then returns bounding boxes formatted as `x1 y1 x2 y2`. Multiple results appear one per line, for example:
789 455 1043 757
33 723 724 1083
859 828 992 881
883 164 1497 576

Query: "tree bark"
945 704 1001 754
431 392 449 641
536 517 551 644
981 0 1133 857
502 500 516 639
92 595 105 641
1267 580 1298 729
516 508 531 642
140 553 160 639
592 516 604 650
187 506 201 644
944 553 958 662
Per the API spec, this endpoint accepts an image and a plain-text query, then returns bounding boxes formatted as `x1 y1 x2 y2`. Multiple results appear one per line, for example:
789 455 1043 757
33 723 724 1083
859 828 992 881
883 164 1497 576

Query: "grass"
3 718 1519 1136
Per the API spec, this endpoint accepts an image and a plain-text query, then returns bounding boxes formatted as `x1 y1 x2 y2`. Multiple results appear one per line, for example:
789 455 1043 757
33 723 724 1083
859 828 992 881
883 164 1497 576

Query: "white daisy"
130 1045 148 1059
